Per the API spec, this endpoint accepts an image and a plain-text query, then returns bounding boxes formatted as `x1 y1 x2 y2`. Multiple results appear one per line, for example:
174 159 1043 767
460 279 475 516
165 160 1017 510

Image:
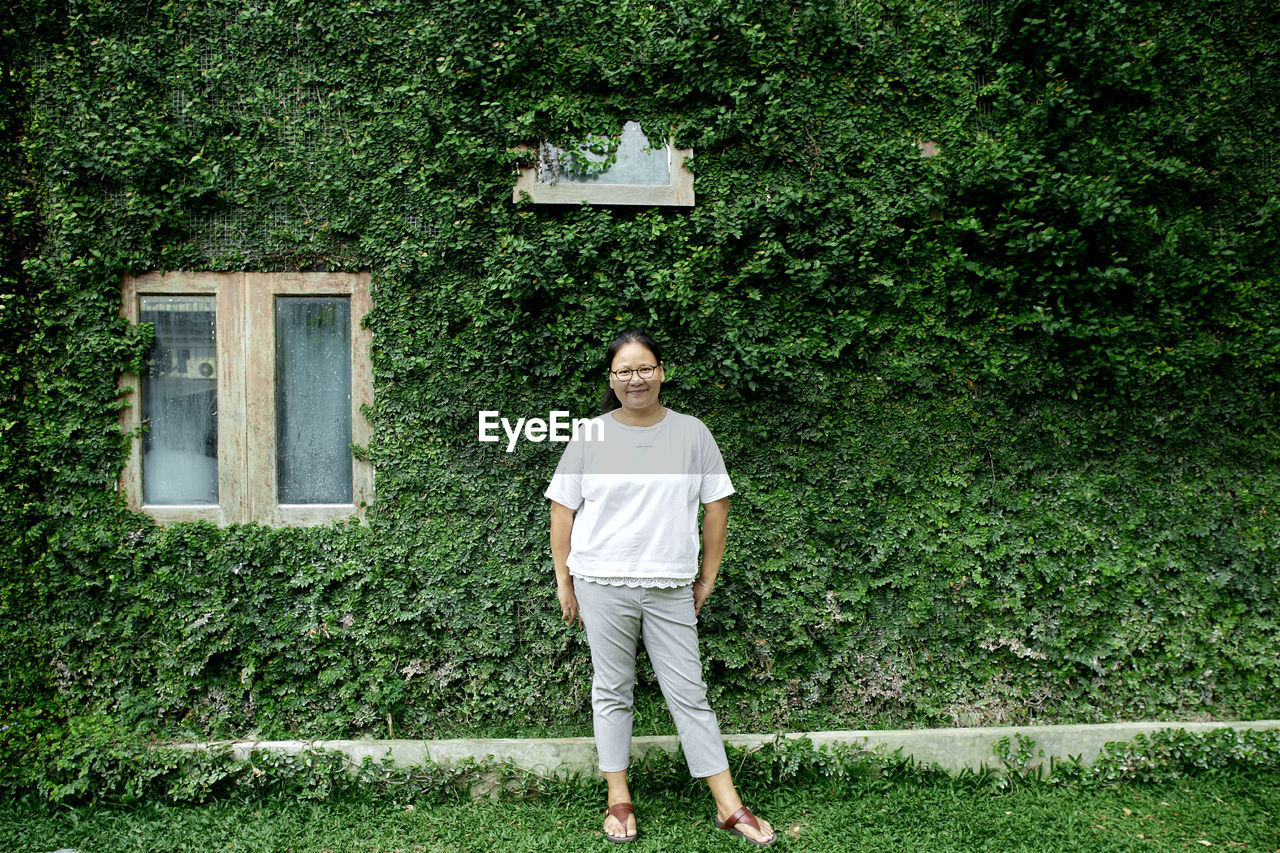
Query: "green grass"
5 772 1280 853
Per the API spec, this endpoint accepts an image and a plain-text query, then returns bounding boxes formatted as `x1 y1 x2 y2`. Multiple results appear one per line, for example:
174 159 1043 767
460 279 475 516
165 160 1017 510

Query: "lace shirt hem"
571 573 692 589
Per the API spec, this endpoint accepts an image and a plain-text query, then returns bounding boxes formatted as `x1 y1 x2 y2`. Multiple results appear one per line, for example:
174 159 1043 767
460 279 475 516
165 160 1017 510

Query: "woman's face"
610 342 663 413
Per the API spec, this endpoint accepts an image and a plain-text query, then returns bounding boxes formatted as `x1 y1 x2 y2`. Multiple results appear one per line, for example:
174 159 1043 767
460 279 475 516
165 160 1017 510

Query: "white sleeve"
544 433 585 510
697 421 735 504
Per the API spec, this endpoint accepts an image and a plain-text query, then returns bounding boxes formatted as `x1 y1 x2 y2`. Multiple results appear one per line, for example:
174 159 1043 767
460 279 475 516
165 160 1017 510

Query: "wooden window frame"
119 271 373 526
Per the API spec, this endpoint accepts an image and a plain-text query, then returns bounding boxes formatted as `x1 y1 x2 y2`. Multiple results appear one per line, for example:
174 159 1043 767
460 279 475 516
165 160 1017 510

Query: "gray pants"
573 578 730 779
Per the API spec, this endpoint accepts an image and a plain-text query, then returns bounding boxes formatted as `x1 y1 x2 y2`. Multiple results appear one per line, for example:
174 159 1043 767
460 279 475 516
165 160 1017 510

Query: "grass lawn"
4 771 1279 852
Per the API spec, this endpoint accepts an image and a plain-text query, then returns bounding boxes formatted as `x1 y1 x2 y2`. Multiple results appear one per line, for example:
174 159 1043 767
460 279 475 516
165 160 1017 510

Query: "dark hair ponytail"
600 330 664 414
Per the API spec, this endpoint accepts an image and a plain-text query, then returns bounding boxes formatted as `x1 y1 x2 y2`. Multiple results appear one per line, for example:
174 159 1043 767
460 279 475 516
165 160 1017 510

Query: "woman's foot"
604 801 638 843
716 805 776 846
705 769 776 846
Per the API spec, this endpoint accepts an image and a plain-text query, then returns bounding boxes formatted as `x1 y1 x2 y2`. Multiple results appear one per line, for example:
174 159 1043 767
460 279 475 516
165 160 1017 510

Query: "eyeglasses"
610 365 659 382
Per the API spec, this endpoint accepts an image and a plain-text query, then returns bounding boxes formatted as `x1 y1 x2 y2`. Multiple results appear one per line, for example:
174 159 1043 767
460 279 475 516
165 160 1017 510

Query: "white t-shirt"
544 408 735 583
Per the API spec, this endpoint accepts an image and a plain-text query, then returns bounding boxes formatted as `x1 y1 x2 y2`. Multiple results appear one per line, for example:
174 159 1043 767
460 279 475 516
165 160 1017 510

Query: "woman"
545 330 776 846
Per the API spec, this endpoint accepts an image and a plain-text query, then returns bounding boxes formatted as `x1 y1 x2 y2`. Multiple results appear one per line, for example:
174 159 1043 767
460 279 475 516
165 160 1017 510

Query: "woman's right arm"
549 500 580 626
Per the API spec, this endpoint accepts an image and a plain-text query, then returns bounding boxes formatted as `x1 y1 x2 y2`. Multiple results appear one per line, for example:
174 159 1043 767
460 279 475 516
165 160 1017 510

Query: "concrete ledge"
178 720 1280 777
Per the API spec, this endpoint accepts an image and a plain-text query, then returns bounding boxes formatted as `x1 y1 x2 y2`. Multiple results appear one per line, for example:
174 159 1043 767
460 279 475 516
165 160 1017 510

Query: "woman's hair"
600 329 664 414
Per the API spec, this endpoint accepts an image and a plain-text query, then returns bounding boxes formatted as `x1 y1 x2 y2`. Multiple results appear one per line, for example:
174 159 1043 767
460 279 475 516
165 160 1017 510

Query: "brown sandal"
604 801 638 844
716 806 776 847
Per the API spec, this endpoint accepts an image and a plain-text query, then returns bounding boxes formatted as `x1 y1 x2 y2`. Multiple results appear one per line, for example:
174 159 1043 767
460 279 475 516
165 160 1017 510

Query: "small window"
513 121 694 207
119 272 373 526
138 295 219 505
275 296 354 505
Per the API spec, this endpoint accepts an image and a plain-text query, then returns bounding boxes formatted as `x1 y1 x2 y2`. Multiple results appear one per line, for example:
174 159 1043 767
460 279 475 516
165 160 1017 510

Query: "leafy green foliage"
25 712 495 807
1072 727 1280 785
20 720 1280 811
9 766 1280 852
1 0 1278 801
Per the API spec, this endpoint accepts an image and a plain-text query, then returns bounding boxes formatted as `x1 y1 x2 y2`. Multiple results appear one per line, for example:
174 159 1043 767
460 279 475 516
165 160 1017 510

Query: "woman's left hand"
693 580 713 615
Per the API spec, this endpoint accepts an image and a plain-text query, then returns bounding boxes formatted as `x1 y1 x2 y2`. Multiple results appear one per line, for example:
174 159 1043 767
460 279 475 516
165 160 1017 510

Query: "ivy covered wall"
2 0 1278 784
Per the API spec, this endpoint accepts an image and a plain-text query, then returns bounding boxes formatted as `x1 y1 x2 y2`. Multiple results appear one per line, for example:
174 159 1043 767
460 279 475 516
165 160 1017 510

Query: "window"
512 121 694 207
119 271 373 526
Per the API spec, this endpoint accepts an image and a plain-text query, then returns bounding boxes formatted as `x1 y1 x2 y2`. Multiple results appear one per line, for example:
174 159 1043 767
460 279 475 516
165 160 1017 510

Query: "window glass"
140 296 218 505
275 296 352 504
538 121 670 186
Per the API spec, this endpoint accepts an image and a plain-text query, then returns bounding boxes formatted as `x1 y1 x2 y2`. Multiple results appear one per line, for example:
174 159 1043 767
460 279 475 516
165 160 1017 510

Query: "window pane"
276 296 352 504
539 121 670 186
140 296 218 505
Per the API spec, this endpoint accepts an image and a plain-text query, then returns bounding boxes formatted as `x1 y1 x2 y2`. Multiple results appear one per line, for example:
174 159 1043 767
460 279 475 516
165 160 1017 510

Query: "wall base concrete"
179 719 1280 778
